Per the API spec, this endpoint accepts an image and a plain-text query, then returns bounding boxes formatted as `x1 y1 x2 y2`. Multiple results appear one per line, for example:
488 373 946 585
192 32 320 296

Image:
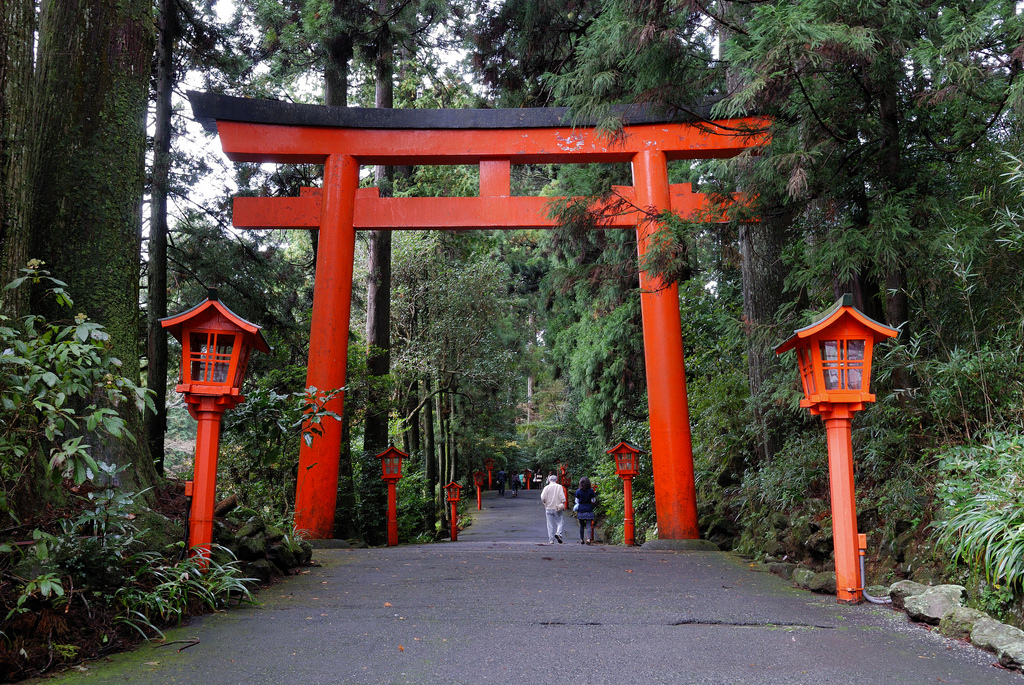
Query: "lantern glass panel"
846 339 865 390
616 453 634 473
819 338 866 392
233 344 251 388
189 332 235 385
820 340 840 390
796 347 817 396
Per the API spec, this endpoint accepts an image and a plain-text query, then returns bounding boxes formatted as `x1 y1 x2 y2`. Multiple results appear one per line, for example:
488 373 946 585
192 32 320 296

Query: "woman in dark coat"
575 477 598 544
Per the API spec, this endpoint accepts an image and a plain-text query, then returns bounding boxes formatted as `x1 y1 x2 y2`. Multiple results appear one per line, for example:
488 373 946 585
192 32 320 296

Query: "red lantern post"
483 458 495 490
377 445 407 547
776 294 897 603
524 469 533 490
161 290 269 561
444 482 463 541
608 442 641 546
473 471 485 510
559 463 570 510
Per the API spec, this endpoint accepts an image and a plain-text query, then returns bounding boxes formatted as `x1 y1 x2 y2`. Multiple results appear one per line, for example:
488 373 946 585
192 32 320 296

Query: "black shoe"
555 535 563 544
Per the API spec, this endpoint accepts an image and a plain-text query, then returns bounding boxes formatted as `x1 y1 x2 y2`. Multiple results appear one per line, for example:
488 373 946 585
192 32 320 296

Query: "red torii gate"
188 92 766 541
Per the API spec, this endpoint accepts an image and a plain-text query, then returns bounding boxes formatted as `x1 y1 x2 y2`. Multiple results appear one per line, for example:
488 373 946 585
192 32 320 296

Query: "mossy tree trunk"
28 0 156 492
0 0 35 312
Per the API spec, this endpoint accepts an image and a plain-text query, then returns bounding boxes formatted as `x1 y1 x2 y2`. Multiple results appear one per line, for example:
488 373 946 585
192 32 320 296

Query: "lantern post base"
622 477 636 547
449 503 458 541
386 481 398 547
820 405 862 604
476 486 482 510
188 402 228 565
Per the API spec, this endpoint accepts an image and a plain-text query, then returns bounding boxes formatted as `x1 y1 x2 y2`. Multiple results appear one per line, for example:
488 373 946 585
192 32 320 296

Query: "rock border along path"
41 490 1023 684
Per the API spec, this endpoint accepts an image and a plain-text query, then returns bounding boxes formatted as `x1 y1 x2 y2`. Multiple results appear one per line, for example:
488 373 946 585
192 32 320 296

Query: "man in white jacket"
540 475 566 544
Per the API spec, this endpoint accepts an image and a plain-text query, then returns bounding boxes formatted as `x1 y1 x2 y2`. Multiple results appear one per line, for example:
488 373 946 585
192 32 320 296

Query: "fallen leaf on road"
626 570 633 573
398 645 404 651
384 602 392 607
143 662 159 666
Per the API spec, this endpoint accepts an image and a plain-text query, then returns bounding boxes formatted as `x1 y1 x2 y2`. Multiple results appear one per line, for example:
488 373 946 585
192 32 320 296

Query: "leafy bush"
934 432 1024 590
116 548 252 637
741 432 828 512
0 263 152 520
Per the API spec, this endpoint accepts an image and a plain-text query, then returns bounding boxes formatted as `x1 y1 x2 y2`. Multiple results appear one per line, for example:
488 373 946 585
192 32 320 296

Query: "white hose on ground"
861 554 893 604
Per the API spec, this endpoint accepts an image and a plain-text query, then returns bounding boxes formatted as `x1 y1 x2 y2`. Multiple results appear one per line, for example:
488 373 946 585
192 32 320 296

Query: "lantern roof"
161 289 271 354
775 294 897 355
606 440 643 455
376 444 409 460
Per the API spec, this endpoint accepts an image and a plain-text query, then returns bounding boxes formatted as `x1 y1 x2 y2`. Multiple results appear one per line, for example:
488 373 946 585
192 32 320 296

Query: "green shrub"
934 432 1024 590
0 263 153 521
116 547 253 637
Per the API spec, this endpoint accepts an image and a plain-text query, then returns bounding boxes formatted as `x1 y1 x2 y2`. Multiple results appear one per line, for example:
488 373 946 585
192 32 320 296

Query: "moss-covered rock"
268 542 297 572
133 508 182 552
808 571 837 595
237 534 267 561
889 580 928 610
972 617 1024 663
793 568 815 589
264 525 286 544
242 558 275 585
939 606 990 639
804 529 834 560
236 517 265 540
769 562 797 579
905 585 966 625
296 539 313 564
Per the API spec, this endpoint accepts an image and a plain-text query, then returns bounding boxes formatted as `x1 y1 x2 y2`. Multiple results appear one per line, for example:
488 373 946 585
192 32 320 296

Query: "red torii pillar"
634 149 699 539
293 154 360 537
188 91 767 541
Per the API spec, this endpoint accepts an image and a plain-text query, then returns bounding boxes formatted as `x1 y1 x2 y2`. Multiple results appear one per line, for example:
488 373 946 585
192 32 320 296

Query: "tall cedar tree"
0 0 34 305
30 0 156 491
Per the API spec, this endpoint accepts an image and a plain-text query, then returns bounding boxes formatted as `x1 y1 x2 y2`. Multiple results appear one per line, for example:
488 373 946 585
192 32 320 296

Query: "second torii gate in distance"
188 91 767 542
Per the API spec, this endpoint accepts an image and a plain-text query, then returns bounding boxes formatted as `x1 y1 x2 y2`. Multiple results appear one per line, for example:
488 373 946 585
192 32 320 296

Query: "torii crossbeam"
188 92 767 541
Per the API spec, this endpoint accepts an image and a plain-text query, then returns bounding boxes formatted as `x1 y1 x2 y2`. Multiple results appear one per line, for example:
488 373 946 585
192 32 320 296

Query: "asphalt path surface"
43 489 1021 684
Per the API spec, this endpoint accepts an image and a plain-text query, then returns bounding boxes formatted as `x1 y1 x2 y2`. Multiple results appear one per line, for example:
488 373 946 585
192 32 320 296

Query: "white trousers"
545 509 564 542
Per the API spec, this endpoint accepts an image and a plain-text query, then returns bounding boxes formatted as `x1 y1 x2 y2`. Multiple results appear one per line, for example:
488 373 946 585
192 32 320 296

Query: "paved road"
45 490 1020 684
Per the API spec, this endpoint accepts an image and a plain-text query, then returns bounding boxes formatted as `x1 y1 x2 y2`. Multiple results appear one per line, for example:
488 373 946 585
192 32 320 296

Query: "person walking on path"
497 469 507 496
575 477 598 544
541 475 566 544
510 472 520 497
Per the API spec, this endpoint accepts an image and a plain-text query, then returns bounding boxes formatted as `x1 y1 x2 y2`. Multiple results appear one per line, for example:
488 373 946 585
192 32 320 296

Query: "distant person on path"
497 469 507 496
541 475 566 544
575 477 598 544
532 471 543 488
510 472 520 497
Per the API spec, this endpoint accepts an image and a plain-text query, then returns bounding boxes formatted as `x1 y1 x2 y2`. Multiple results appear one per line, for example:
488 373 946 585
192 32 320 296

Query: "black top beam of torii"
188 91 723 133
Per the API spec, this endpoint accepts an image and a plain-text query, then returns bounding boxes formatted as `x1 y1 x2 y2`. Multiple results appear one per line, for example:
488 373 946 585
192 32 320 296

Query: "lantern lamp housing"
472 471 485 487
483 457 495 471
161 290 270 416
444 482 463 503
607 441 642 478
377 445 407 483
775 294 898 414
